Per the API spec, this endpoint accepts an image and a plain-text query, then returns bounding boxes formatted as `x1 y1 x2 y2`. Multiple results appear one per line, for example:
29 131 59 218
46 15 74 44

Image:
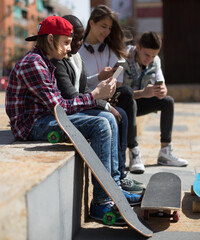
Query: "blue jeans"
28 110 119 204
114 106 128 179
82 108 128 180
80 109 121 186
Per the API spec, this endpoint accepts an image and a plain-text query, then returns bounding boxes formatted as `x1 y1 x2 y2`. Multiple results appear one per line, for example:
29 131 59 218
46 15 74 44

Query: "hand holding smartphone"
155 80 164 85
109 91 121 104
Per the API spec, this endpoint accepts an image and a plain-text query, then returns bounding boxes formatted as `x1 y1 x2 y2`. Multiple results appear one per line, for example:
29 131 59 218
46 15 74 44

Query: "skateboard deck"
191 173 200 212
53 104 153 237
141 172 181 222
193 173 200 197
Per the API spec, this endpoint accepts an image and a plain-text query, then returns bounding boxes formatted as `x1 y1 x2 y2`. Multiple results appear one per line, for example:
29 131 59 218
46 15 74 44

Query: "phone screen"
155 80 164 85
109 92 121 103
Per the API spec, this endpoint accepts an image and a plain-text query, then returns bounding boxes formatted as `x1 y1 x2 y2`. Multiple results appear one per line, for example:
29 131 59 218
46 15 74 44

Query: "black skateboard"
141 172 181 222
51 104 153 237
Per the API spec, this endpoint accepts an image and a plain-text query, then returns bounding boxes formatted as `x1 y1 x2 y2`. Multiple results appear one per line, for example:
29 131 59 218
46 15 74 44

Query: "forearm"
87 74 99 90
133 89 146 99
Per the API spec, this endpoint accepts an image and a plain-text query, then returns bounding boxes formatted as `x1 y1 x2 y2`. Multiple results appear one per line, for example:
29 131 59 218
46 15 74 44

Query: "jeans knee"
97 117 112 137
164 96 174 109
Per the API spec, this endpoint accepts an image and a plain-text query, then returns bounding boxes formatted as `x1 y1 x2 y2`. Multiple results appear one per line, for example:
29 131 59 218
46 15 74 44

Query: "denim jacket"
123 45 165 90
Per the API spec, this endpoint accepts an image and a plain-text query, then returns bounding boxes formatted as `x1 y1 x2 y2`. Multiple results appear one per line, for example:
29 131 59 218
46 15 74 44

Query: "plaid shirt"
6 46 96 140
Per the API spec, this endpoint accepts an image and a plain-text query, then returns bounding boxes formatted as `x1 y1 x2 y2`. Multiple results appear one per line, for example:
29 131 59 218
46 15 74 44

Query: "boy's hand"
154 82 167 99
91 77 116 100
142 84 155 98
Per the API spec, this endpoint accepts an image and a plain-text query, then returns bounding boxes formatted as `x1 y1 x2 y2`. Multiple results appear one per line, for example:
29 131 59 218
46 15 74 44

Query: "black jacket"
53 55 109 110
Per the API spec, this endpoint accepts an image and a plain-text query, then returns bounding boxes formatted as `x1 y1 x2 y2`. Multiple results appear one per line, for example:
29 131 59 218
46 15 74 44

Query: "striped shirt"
6 46 96 140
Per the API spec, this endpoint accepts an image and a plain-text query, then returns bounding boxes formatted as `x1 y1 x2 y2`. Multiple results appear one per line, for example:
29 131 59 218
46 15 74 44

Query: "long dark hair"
84 5 127 58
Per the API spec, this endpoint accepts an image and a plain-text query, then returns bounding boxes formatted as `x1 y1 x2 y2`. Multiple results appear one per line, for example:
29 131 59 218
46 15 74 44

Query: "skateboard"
191 172 200 212
51 104 153 237
141 172 181 222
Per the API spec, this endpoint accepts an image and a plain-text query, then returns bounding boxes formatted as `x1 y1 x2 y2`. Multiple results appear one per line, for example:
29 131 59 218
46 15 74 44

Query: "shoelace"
130 150 141 164
162 146 180 161
98 201 114 207
121 178 132 187
168 148 180 161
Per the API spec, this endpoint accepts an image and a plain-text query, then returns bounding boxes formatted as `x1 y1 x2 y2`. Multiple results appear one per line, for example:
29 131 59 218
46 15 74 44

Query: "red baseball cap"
25 15 73 41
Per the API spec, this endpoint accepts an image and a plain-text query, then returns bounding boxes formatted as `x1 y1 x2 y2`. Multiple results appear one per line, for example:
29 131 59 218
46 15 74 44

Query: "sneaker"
129 147 145 174
121 189 142 206
132 179 146 189
158 143 188 167
120 177 144 194
90 201 126 225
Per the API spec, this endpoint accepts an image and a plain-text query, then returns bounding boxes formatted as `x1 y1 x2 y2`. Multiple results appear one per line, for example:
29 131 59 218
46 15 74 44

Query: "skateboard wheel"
192 201 200 213
143 210 149 220
47 131 61 143
172 211 180 222
191 185 195 195
103 211 116 225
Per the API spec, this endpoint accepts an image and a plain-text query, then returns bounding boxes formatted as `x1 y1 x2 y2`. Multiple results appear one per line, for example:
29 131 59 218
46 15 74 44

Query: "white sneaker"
129 147 145 174
158 143 188 167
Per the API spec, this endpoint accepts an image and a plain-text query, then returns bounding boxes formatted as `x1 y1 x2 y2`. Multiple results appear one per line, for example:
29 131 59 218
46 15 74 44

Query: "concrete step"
167 84 200 102
0 140 85 240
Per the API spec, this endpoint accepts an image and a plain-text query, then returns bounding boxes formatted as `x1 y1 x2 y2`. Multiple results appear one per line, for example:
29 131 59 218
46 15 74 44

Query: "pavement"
1 91 200 239
75 102 200 239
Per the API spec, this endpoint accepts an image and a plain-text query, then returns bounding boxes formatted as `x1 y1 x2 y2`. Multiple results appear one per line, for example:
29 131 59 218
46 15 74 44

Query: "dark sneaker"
90 201 126 225
158 143 188 167
132 179 146 189
121 189 142 206
121 178 144 194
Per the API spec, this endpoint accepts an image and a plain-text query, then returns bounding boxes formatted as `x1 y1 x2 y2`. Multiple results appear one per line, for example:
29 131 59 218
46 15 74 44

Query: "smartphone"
113 59 126 68
109 91 121 103
155 80 164 85
113 66 123 79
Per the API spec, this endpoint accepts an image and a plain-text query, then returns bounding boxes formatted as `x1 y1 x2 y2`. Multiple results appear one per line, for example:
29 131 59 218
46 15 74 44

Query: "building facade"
0 0 71 78
136 0 162 37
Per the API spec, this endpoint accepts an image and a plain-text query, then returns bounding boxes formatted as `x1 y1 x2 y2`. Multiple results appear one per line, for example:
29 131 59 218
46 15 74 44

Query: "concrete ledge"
167 84 200 102
137 115 150 136
0 141 84 240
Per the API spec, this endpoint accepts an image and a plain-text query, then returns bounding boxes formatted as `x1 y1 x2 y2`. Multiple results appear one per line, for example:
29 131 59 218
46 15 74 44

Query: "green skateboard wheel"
47 131 61 143
103 211 116 225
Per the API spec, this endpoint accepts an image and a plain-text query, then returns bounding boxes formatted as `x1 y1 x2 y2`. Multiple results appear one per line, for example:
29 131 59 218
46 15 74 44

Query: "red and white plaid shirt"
6 46 96 140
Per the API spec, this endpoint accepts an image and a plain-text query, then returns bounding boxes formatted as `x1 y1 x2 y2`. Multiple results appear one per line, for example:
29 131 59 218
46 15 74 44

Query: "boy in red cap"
5 16 135 210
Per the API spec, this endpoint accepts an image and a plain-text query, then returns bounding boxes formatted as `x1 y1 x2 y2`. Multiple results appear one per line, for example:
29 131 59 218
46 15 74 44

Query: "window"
8 26 12 36
22 10 27 19
14 26 27 39
37 0 44 12
13 5 22 19
7 5 11 16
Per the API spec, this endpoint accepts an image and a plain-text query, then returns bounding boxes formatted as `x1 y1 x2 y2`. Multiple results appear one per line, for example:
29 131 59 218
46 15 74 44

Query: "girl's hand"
98 67 115 81
110 106 122 122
